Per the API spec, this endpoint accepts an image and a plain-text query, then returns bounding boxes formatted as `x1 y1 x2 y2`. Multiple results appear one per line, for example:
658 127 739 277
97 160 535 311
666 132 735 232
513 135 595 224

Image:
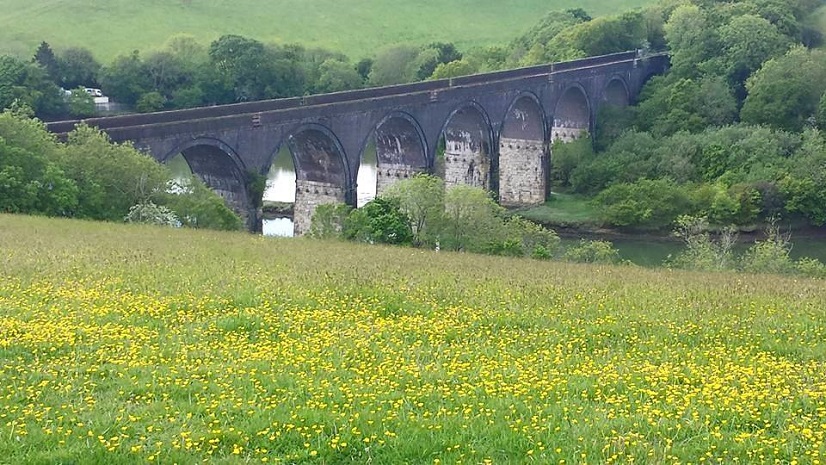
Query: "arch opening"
441 104 494 192
552 86 590 143
169 144 251 228
604 78 629 107
499 95 548 206
287 126 349 235
261 145 297 237
357 114 428 206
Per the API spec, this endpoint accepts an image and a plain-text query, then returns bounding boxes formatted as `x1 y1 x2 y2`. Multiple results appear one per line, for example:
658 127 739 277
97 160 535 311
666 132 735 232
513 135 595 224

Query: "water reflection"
261 145 378 236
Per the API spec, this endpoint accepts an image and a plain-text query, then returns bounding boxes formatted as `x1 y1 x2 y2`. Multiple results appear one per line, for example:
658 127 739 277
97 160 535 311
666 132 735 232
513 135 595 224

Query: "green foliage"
99 50 152 105
135 91 166 113
0 55 65 118
741 47 826 132
124 201 180 227
551 134 594 187
315 59 363 93
58 124 169 221
634 76 737 137
668 215 737 271
563 239 621 264
430 60 478 80
161 176 243 231
65 86 95 117
308 203 352 239
441 185 506 252
368 45 420 86
57 47 101 89
740 220 795 274
343 197 413 245
594 179 693 229
383 174 445 247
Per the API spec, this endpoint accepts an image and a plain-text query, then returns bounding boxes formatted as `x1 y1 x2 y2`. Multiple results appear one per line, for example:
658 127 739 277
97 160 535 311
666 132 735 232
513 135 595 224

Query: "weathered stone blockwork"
498 137 546 206
375 164 424 195
444 142 490 190
294 180 346 236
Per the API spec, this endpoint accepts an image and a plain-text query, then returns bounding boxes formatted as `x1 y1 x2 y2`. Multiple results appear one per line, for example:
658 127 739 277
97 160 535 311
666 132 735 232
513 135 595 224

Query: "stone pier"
294 179 346 236
444 139 490 190
498 138 546 206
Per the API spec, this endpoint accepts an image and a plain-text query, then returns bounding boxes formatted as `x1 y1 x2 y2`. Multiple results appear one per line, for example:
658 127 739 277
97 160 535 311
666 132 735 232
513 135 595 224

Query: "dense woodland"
2 0 826 236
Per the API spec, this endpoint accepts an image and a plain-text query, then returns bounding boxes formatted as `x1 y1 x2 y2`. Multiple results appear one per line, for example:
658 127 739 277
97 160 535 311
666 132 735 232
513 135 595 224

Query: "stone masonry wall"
294 179 346 236
444 140 490 190
551 122 586 143
375 164 424 196
498 137 546 206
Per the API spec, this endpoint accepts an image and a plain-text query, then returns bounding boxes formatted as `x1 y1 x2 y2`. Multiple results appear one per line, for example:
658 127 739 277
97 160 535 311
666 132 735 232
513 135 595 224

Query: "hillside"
1 0 654 59
2 213 826 463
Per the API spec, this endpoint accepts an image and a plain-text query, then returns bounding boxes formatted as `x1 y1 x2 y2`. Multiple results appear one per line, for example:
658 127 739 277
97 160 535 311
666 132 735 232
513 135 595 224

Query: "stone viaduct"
47 50 668 234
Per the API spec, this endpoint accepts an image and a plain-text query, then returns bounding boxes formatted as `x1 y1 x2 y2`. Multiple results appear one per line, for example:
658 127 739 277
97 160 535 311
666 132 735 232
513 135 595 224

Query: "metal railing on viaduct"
47 50 669 234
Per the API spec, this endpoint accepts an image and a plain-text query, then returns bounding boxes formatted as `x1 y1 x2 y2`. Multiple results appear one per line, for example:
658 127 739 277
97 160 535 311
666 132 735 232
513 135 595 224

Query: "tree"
741 47 826 132
208 35 306 101
343 197 412 245
663 5 718 79
429 60 477 80
716 14 791 92
33 41 60 84
57 47 101 89
415 42 462 80
99 51 152 105
368 45 420 86
0 55 65 118
383 174 445 247
441 185 505 252
58 124 170 221
315 59 362 93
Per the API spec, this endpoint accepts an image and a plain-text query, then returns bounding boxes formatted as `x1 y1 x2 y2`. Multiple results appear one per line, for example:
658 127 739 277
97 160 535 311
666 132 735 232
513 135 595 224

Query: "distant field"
2 213 826 463
1 0 654 60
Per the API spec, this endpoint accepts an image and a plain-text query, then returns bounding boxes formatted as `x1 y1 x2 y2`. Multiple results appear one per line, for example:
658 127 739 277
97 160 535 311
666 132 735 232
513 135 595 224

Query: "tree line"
555 0 826 231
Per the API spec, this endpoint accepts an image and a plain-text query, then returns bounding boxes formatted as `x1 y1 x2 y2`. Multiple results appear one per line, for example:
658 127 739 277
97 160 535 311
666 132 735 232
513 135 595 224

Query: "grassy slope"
1 0 654 60
2 213 826 463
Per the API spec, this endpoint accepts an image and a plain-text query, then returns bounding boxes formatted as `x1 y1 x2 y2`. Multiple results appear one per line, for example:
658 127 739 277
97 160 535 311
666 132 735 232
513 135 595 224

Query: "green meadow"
1 0 654 60
1 213 825 463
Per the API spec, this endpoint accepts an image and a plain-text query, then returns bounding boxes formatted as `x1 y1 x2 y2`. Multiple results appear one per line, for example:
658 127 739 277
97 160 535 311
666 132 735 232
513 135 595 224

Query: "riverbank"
511 194 826 266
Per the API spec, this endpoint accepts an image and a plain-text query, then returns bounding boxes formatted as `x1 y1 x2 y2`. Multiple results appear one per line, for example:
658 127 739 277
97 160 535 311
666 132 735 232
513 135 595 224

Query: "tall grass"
1 213 825 463
1 0 654 60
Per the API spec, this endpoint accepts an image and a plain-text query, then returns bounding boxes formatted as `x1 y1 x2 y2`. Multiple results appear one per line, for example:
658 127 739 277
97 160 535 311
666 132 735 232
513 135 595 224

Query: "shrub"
740 220 795 274
594 179 693 229
564 239 621 264
124 201 180 227
668 215 737 271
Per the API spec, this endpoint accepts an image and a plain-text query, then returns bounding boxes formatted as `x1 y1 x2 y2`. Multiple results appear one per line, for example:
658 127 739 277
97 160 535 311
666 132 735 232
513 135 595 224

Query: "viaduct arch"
47 50 668 235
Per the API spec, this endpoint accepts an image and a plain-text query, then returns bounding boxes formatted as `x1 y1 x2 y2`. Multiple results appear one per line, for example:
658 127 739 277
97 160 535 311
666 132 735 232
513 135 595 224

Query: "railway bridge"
47 50 669 234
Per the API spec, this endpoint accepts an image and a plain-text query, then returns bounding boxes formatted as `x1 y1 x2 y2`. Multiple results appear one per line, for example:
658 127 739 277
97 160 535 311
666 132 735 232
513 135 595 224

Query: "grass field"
0 0 655 60
2 213 826 463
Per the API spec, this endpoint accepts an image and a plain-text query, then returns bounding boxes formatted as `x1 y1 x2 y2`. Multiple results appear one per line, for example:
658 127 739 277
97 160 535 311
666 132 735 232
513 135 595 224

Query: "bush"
740 220 795 274
308 203 352 239
795 258 826 279
594 179 693 229
668 215 737 271
343 197 413 245
124 201 180 227
564 239 621 264
160 177 243 231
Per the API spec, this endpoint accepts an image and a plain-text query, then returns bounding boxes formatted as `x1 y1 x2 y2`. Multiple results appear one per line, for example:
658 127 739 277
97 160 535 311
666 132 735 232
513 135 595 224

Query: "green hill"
1 0 654 60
